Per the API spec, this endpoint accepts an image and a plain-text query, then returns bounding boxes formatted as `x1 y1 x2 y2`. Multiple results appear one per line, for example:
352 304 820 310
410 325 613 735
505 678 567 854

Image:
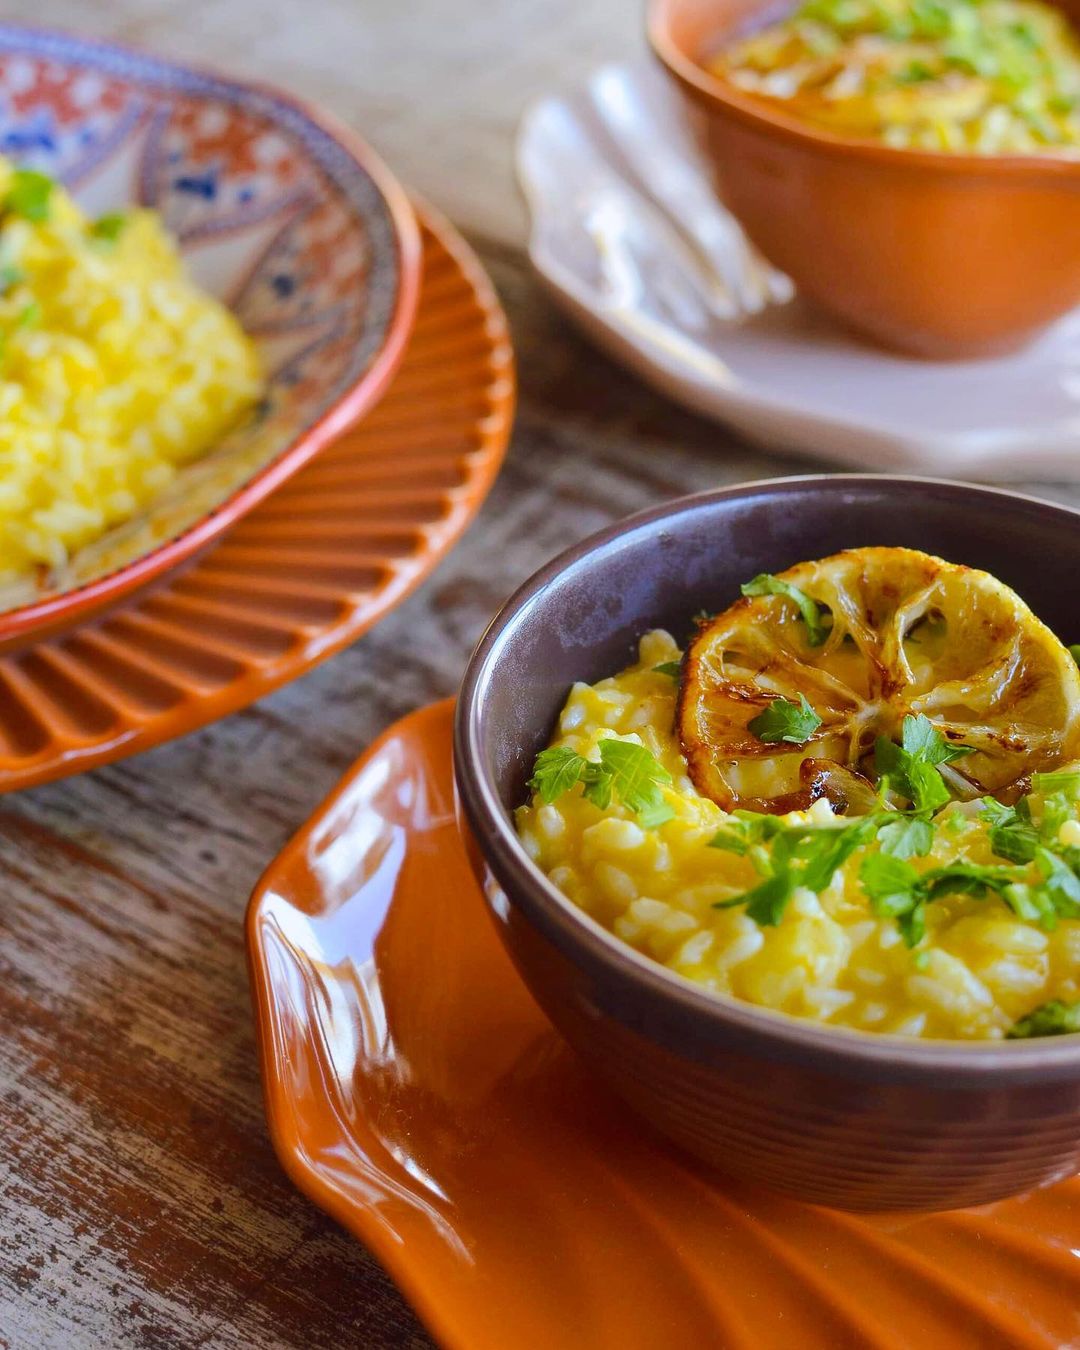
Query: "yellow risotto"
708 0 1080 154
516 630 1080 1041
0 159 261 585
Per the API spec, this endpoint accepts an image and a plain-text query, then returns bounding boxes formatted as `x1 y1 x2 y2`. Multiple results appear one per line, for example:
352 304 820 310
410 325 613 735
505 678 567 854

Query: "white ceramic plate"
517 62 1080 479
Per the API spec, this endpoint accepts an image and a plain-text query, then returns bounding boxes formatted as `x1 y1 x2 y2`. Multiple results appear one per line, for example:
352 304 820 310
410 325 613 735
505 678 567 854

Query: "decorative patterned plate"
0 24 421 635
0 205 511 791
517 61 1080 480
248 699 1080 1350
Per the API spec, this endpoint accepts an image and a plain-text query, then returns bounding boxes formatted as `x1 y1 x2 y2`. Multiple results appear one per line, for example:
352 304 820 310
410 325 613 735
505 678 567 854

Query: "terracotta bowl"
647 0 1080 359
455 475 1080 1212
0 25 420 649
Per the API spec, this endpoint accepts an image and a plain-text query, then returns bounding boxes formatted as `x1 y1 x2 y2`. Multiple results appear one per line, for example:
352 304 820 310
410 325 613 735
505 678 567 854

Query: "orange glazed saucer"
247 700 1080 1350
0 203 512 792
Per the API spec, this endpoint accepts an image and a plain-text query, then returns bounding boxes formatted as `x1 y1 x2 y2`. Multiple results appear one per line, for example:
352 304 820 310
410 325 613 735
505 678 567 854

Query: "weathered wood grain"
2 2 1080 1346
0 228 811 1349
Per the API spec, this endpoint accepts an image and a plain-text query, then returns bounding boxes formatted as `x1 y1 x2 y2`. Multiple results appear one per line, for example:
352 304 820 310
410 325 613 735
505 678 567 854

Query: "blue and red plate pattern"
0 25 419 622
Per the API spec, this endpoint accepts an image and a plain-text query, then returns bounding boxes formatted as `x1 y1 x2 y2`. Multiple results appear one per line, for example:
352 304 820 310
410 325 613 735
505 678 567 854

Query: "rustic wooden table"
1 2 1078 1347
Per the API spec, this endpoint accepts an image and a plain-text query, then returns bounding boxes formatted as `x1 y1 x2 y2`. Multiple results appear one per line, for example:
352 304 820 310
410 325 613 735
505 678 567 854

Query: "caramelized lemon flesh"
678 547 1080 812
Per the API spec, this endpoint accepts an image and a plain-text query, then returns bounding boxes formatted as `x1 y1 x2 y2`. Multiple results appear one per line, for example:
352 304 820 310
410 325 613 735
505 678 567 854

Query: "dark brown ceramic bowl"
454 476 1080 1212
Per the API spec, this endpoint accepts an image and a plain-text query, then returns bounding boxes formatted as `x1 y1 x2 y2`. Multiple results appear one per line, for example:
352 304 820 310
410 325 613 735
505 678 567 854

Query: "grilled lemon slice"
678 547 1080 813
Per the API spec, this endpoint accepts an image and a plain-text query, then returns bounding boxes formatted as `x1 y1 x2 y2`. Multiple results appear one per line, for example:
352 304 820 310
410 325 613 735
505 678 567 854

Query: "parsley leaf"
1007 999 1080 1039
998 882 1055 926
5 168 53 222
896 905 927 948
1034 847 1080 919
860 852 920 903
653 661 682 680
90 211 127 242
528 745 587 803
875 714 972 812
859 855 1025 947
588 739 674 827
981 797 1039 864
0 264 22 294
900 714 973 766
527 739 674 827
579 762 613 810
740 573 829 646
742 872 796 926
747 694 822 745
715 871 791 921
1032 770 1080 797
798 815 880 890
859 853 926 945
899 58 936 81
1070 644 1080 667
1039 791 1073 843
923 861 1020 901
906 758 951 814
714 815 879 925
15 299 39 330
708 811 784 856
877 815 934 859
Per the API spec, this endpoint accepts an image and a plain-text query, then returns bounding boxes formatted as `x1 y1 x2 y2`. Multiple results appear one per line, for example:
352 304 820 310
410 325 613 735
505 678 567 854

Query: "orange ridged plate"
0 206 512 791
248 699 1080 1350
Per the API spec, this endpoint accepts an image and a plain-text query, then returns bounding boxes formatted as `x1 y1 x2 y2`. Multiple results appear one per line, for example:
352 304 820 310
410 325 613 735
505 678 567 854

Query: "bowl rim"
455 473 1080 1083
646 0 1080 180
0 21 423 646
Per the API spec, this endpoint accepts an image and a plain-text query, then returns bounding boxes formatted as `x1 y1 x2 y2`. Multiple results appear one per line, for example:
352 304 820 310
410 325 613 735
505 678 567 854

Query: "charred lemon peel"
678 547 1080 815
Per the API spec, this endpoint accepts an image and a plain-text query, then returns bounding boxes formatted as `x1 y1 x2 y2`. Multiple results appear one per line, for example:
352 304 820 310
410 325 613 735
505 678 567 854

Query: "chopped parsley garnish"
653 661 682 680
0 298 41 365
5 168 54 222
15 299 39 330
741 573 829 646
528 745 587 804
979 786 1080 929
583 739 674 827
859 853 929 946
980 796 1039 863
799 814 881 890
711 812 882 926
708 810 784 857
747 694 822 745
90 212 127 242
0 264 23 294
1033 846 1080 915
527 739 674 828
874 713 973 813
1007 999 1080 1039
898 58 936 82
859 855 1025 947
707 758 1080 943
875 814 934 860
1032 770 1080 796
